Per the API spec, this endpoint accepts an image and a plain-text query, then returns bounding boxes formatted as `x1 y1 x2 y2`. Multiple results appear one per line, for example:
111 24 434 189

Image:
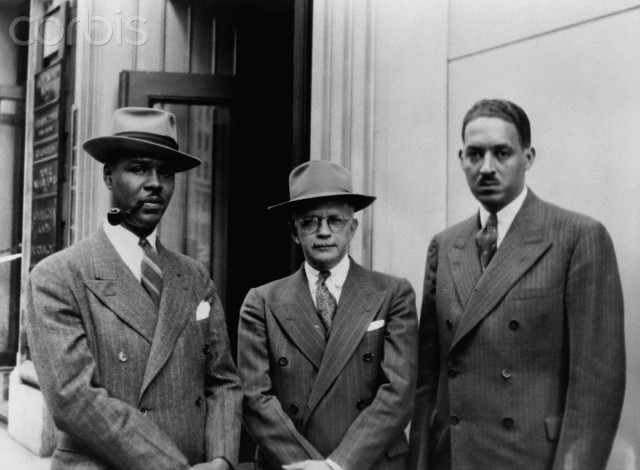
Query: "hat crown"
111 107 178 144
289 161 353 199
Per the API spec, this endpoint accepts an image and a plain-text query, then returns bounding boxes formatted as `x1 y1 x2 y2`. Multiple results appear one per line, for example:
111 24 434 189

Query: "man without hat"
238 160 419 470
408 99 625 469
26 107 242 469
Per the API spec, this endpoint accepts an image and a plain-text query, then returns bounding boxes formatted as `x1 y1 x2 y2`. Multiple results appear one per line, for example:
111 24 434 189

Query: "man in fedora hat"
26 107 242 470
238 160 418 470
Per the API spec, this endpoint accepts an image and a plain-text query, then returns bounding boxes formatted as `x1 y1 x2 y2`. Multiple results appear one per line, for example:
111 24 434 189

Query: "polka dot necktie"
139 238 163 308
316 270 337 336
476 212 498 270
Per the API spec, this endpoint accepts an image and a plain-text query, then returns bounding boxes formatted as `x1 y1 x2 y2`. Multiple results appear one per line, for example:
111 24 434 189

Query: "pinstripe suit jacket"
409 190 625 470
26 228 242 470
238 260 418 470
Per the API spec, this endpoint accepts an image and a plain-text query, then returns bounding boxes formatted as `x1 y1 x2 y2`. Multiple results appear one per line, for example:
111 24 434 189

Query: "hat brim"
268 192 376 214
83 136 201 173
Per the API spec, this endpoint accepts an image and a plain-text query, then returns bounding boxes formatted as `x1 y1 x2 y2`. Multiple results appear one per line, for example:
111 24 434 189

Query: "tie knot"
139 238 152 249
486 212 498 228
318 270 331 283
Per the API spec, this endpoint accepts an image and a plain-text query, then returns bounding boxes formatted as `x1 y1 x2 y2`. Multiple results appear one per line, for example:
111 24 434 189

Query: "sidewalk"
0 421 51 470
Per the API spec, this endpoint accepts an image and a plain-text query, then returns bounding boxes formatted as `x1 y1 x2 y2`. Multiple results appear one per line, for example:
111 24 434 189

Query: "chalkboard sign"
34 104 59 142
34 62 61 109
30 60 65 268
31 197 58 266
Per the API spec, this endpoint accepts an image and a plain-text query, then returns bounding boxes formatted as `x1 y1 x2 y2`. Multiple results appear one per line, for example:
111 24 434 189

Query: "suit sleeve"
328 278 419 470
26 259 190 470
553 222 625 469
408 237 441 470
202 270 243 469
238 287 325 466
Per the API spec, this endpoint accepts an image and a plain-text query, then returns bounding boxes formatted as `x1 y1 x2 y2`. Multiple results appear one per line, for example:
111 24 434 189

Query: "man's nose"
479 153 495 174
316 218 332 236
145 170 163 189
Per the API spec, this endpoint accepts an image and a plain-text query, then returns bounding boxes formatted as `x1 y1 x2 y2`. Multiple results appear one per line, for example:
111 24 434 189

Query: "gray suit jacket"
26 228 242 470
409 190 625 470
239 260 418 470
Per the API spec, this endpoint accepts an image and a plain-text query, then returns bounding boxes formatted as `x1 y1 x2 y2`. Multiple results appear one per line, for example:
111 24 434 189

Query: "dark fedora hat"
82 107 201 172
268 160 376 213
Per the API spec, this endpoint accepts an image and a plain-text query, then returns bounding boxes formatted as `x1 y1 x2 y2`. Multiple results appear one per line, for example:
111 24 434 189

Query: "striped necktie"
139 238 163 307
476 212 498 270
316 270 337 336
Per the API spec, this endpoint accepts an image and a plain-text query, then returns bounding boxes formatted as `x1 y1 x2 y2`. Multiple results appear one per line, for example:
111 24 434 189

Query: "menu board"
31 61 65 267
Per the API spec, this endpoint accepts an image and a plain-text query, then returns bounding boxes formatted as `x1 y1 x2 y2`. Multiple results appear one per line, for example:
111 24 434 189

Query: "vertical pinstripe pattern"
239 261 419 470
25 228 242 470
409 191 625 470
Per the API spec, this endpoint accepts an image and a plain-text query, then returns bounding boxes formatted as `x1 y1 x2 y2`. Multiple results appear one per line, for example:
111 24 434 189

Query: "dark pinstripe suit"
26 228 242 470
238 260 418 470
409 191 625 470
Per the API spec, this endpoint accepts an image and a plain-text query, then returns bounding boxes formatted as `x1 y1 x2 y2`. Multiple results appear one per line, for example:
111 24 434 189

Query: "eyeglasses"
294 215 353 234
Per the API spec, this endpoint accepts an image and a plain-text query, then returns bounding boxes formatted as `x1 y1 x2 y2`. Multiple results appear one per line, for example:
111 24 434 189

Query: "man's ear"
458 149 464 165
348 217 359 241
289 221 300 245
524 147 536 171
103 164 113 190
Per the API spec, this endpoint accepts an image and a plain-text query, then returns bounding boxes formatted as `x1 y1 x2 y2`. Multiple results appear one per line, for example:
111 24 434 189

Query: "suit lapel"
140 241 193 398
450 191 552 353
303 262 385 425
271 267 326 370
84 229 157 343
447 215 483 309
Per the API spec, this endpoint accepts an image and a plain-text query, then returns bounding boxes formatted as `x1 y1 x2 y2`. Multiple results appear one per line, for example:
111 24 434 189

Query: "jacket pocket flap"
544 416 562 441
386 434 409 458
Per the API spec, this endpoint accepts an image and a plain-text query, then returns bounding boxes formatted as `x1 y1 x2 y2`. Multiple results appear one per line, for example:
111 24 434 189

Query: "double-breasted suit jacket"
409 190 625 470
238 260 418 470
26 228 242 470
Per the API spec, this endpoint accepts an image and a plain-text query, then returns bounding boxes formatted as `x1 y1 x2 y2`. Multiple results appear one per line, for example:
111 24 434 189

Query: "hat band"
115 131 179 150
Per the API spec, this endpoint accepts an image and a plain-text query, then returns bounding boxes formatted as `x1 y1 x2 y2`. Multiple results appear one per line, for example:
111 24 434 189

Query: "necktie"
139 238 163 307
316 270 337 335
476 212 498 270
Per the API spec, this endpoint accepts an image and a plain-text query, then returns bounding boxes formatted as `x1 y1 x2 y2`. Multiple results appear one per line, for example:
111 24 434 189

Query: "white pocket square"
196 301 211 321
366 319 385 332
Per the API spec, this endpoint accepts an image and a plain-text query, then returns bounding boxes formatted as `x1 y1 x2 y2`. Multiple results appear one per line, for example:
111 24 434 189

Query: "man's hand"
282 460 332 470
190 457 230 470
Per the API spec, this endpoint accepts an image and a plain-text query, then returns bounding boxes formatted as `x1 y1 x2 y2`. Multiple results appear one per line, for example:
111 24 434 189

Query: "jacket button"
356 400 367 411
445 319 453 330
447 368 458 379
509 320 520 331
195 396 203 407
449 415 460 425
278 357 288 366
289 403 299 414
202 344 211 356
501 368 512 379
118 352 128 362
502 417 514 428
363 352 373 362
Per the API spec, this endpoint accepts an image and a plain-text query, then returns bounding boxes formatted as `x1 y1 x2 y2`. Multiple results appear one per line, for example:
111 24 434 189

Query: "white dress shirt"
103 219 158 282
304 255 350 306
478 186 528 248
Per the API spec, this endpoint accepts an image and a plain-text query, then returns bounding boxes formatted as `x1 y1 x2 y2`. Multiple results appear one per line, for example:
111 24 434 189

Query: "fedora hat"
268 160 376 213
82 107 201 172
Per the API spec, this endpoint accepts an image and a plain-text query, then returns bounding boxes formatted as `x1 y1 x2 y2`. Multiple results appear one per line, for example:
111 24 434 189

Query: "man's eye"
466 150 482 159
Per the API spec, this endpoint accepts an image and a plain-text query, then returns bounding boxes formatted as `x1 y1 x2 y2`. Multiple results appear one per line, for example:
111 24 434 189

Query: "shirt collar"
103 219 158 250
304 255 350 287
479 186 528 230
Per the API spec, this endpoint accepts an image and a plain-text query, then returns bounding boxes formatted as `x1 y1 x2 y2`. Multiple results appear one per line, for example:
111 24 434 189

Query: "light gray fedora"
82 107 201 172
268 160 376 213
